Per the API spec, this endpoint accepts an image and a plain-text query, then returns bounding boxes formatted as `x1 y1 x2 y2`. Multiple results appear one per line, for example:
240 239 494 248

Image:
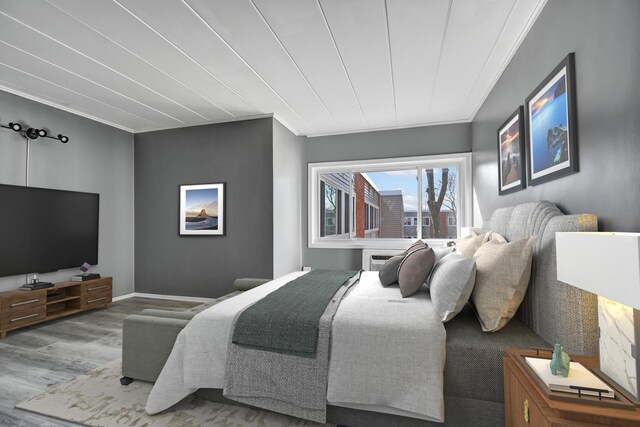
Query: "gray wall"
273 120 305 277
303 123 472 270
135 118 274 298
472 0 640 231
0 90 135 296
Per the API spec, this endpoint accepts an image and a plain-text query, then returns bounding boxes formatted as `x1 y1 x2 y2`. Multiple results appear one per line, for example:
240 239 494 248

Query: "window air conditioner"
361 249 403 271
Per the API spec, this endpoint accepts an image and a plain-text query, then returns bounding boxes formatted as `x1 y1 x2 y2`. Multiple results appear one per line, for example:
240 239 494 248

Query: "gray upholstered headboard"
481 201 598 355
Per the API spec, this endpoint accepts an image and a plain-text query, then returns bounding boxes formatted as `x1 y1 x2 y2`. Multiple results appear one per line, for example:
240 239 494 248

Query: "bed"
145 201 598 426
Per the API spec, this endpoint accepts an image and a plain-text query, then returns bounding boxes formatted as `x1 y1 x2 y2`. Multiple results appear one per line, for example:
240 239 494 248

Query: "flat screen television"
0 184 99 278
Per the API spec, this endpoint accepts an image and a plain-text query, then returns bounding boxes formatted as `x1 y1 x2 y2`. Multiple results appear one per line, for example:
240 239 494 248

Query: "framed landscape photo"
525 53 578 186
179 183 225 236
497 106 526 195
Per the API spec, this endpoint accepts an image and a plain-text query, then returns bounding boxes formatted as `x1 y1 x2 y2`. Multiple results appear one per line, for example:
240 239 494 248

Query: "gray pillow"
378 255 404 286
471 236 537 332
433 246 455 264
425 246 456 288
398 246 435 298
429 252 477 322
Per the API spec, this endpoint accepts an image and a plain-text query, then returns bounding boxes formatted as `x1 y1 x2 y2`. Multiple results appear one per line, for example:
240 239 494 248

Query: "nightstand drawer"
1 290 46 314
1 306 46 330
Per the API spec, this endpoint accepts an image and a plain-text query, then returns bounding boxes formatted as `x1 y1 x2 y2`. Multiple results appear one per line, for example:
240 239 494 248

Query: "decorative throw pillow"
406 240 427 254
378 241 427 286
398 246 435 297
455 230 486 257
429 252 477 322
471 236 537 332
378 255 404 286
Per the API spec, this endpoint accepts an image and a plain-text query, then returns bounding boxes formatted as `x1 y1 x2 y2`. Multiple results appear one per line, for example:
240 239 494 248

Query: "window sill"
308 238 453 250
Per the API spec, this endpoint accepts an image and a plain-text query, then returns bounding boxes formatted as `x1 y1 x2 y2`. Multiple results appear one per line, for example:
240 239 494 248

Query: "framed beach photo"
497 106 526 195
525 53 578 186
179 183 225 236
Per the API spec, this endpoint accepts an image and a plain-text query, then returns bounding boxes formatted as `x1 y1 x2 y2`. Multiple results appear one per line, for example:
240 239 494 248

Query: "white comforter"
146 271 446 422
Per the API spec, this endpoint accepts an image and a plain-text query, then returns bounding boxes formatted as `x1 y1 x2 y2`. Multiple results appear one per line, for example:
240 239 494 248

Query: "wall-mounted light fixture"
1 119 70 186
1 120 69 143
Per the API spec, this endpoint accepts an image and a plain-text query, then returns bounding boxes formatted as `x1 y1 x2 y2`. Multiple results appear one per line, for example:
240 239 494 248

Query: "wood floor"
0 297 201 427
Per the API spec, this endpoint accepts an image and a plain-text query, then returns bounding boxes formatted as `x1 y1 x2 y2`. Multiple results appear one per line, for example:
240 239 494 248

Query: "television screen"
0 184 99 278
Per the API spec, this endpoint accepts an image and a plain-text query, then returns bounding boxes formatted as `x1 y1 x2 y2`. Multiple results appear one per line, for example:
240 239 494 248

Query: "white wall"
272 119 305 277
0 90 135 296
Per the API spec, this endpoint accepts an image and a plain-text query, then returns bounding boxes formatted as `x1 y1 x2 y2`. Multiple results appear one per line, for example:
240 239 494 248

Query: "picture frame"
179 183 225 236
497 106 526 195
525 53 578 186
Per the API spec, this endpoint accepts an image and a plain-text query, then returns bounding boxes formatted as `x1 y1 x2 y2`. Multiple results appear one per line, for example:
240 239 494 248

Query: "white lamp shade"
556 232 640 309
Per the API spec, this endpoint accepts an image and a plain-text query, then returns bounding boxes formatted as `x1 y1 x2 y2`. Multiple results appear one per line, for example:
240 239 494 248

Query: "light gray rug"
16 359 330 427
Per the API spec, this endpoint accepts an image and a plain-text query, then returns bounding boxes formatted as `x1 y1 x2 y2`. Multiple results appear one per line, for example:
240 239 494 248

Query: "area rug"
16 359 330 426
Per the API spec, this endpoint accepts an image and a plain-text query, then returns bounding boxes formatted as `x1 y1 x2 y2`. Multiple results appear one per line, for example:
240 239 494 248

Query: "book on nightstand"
525 356 615 398
71 273 101 281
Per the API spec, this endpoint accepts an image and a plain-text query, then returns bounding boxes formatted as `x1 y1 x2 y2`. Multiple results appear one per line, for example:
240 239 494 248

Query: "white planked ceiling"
0 0 547 137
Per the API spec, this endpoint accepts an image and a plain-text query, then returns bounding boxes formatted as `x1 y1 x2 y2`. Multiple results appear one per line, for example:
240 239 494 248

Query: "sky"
185 188 218 216
366 168 457 211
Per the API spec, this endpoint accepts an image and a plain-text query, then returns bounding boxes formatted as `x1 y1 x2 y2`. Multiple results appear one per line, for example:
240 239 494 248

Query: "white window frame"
308 153 472 249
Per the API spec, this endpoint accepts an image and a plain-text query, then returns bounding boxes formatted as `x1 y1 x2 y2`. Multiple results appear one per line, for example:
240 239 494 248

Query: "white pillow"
429 252 477 322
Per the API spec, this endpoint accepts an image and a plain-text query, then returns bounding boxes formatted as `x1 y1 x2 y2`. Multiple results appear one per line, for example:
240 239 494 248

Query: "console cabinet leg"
0 331 6 339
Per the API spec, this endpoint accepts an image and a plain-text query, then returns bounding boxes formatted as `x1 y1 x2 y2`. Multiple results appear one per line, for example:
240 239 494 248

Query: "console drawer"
82 291 112 308
82 280 112 296
1 290 46 314
1 306 46 330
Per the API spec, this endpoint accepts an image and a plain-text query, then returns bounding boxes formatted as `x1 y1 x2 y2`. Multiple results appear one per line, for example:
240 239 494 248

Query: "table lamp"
556 232 640 403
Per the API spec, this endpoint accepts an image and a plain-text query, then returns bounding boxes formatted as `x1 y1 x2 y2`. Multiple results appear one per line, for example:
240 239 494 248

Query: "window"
319 173 350 239
309 153 471 249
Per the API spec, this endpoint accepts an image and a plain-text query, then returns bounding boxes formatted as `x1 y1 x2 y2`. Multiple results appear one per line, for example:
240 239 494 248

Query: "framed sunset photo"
497 106 526 195
179 183 225 236
525 53 578 186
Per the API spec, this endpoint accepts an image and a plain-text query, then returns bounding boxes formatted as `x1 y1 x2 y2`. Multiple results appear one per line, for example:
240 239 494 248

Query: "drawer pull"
87 297 107 304
10 313 40 322
11 298 40 307
524 398 529 423
87 285 107 291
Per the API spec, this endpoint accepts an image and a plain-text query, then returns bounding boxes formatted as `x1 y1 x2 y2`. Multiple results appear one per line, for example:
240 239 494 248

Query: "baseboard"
112 292 215 303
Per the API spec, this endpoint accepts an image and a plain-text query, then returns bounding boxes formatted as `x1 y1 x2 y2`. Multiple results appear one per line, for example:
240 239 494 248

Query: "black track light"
2 120 68 144
25 128 40 139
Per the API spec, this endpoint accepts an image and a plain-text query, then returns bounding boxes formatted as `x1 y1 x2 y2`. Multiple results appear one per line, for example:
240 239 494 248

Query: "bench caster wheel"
120 376 134 386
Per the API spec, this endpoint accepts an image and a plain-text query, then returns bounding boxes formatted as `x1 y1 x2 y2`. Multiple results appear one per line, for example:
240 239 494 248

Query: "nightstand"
503 348 640 426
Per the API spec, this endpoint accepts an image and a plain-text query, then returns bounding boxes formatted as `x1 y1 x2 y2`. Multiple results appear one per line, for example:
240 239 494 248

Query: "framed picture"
497 106 526 195
525 53 578 186
179 183 225 236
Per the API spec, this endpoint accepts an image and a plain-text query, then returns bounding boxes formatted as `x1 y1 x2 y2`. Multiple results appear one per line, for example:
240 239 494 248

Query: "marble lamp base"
598 296 640 402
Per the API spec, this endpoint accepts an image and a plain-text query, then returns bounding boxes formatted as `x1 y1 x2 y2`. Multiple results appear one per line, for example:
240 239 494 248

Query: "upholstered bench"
121 278 269 384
